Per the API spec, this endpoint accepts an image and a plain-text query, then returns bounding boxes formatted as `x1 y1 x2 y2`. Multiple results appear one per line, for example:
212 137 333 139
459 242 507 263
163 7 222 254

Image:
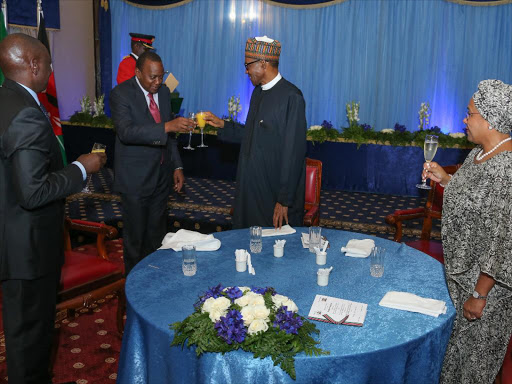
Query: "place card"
308 294 367 326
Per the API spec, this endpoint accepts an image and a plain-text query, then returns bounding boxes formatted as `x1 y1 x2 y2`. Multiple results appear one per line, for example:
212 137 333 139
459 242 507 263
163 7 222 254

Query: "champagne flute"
82 142 106 193
416 135 439 190
183 112 195 150
196 111 208 148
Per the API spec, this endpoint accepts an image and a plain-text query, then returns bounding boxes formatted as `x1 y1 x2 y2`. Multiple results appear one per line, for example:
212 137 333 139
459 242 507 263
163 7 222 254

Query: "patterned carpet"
65 168 440 243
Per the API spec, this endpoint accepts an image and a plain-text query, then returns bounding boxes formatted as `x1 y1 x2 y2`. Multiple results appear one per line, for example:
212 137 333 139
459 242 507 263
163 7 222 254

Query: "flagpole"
1 0 7 32
37 0 43 28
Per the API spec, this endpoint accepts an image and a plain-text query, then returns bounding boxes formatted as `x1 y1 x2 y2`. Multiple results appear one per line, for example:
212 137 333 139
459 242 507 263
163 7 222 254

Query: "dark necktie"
39 103 51 124
148 93 161 123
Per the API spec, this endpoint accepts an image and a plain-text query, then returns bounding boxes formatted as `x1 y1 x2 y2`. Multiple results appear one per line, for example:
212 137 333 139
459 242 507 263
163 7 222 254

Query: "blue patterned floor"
65 169 440 242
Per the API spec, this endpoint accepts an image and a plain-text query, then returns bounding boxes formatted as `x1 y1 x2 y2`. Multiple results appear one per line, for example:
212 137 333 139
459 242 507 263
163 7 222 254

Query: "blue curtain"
110 0 512 133
6 0 60 29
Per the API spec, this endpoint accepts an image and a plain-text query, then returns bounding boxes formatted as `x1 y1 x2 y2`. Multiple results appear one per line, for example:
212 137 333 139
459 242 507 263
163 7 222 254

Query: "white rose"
247 319 269 335
211 297 231 312
449 132 465 138
252 305 270 320
271 294 289 308
238 286 251 294
235 295 251 307
247 293 265 307
208 308 226 323
240 306 255 325
309 125 323 131
381 129 394 134
201 297 216 314
282 299 298 313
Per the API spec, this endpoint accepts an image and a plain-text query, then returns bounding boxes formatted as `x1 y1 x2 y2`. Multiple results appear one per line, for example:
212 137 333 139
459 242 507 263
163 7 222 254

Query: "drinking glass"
370 247 385 278
196 111 208 148
309 226 321 253
250 226 262 253
183 112 195 150
416 135 439 190
81 142 106 193
182 245 197 276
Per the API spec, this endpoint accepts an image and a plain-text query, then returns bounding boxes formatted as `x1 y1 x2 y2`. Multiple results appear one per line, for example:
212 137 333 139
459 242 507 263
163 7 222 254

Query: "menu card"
308 294 367 326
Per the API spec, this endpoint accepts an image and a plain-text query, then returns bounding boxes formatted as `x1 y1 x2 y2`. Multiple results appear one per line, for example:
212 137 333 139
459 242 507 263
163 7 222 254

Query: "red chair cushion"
431 183 445 213
406 240 444 264
305 165 318 204
61 251 121 291
503 335 512 384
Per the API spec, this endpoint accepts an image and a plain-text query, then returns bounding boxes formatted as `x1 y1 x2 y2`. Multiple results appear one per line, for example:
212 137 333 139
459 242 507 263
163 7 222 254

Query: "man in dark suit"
110 51 194 275
0 34 106 384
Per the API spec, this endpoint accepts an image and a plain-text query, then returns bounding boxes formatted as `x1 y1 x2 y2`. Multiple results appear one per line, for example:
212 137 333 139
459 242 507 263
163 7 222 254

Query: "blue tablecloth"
117 228 455 384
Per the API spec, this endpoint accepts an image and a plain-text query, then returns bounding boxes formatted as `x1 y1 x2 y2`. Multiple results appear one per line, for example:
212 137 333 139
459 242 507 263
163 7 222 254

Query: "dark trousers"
121 171 170 275
2 269 60 384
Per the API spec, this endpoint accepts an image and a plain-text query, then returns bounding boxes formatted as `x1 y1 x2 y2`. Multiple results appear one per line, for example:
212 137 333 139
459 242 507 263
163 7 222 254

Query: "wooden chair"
304 158 322 226
385 164 461 264
58 218 125 333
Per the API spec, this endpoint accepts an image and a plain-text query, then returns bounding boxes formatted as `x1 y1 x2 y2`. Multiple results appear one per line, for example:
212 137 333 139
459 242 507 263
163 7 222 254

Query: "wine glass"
416 135 439 190
82 142 106 193
196 111 208 148
183 112 195 150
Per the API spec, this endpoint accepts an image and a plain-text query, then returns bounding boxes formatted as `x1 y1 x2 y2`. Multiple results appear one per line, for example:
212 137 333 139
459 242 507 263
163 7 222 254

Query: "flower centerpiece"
418 102 431 131
69 95 113 127
171 284 329 380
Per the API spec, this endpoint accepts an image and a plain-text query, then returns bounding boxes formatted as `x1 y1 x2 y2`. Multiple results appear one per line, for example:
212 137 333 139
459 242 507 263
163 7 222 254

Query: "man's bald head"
0 33 51 93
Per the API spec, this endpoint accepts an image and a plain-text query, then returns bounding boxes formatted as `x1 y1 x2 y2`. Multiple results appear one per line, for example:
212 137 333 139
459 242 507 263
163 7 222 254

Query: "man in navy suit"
110 51 194 275
0 34 106 384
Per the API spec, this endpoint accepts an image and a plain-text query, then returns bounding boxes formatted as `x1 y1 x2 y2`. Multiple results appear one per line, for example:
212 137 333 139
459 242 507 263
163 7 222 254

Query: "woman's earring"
488 125 493 130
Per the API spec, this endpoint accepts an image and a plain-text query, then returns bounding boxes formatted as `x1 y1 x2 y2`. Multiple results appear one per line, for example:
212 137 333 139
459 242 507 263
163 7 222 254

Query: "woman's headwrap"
473 79 512 134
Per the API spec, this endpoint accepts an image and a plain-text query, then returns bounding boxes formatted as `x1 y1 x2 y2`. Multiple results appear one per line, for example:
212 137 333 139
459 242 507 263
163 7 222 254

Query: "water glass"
309 226 321 253
182 245 197 276
370 247 384 278
250 226 262 253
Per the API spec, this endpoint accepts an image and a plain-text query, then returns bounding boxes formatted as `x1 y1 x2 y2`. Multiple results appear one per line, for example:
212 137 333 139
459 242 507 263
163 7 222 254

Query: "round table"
117 228 455 384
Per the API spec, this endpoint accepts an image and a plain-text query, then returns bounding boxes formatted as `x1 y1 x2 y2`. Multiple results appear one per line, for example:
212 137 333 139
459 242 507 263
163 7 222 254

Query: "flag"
0 8 7 86
37 12 67 165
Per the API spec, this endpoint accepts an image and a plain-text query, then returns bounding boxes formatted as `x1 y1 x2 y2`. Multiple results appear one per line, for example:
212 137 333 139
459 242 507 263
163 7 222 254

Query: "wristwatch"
472 290 487 300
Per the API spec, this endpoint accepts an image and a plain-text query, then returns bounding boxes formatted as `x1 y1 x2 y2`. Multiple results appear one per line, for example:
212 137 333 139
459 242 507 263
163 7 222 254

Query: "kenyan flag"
0 8 7 86
37 12 67 165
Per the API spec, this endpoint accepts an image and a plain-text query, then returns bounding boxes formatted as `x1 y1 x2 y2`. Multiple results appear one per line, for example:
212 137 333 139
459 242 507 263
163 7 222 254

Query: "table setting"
118 227 455 384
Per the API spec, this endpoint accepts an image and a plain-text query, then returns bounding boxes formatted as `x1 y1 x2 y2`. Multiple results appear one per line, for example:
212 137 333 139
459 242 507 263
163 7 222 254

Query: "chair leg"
117 288 126 335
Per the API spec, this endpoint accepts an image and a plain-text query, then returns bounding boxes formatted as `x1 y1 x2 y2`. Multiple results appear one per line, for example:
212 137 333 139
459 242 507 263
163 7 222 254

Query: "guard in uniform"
116 32 155 84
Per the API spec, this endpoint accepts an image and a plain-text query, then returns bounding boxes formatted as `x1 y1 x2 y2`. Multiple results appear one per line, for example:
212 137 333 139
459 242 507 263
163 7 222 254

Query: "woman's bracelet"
440 174 452 188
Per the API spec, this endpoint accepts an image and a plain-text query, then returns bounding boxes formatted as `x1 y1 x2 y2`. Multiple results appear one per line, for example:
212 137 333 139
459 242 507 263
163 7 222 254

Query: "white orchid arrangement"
309 125 323 131
227 95 242 122
171 284 328 380
346 101 360 127
418 102 431 130
79 95 92 114
92 95 106 117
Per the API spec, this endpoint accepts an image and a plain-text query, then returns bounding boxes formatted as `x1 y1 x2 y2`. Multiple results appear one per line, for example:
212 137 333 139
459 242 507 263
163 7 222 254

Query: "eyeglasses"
466 111 480 119
244 59 261 70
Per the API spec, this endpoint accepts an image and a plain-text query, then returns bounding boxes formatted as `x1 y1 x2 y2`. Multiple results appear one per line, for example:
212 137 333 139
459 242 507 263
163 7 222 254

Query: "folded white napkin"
341 239 375 258
159 229 221 252
246 251 255 275
261 225 296 237
379 291 447 317
274 239 286 247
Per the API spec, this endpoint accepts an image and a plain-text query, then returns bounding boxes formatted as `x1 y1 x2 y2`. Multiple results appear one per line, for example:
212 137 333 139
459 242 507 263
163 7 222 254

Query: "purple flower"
430 126 442 134
361 123 372 132
214 310 247 344
250 286 276 295
225 286 243 300
321 120 334 130
195 284 225 308
394 123 407 133
273 306 303 335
